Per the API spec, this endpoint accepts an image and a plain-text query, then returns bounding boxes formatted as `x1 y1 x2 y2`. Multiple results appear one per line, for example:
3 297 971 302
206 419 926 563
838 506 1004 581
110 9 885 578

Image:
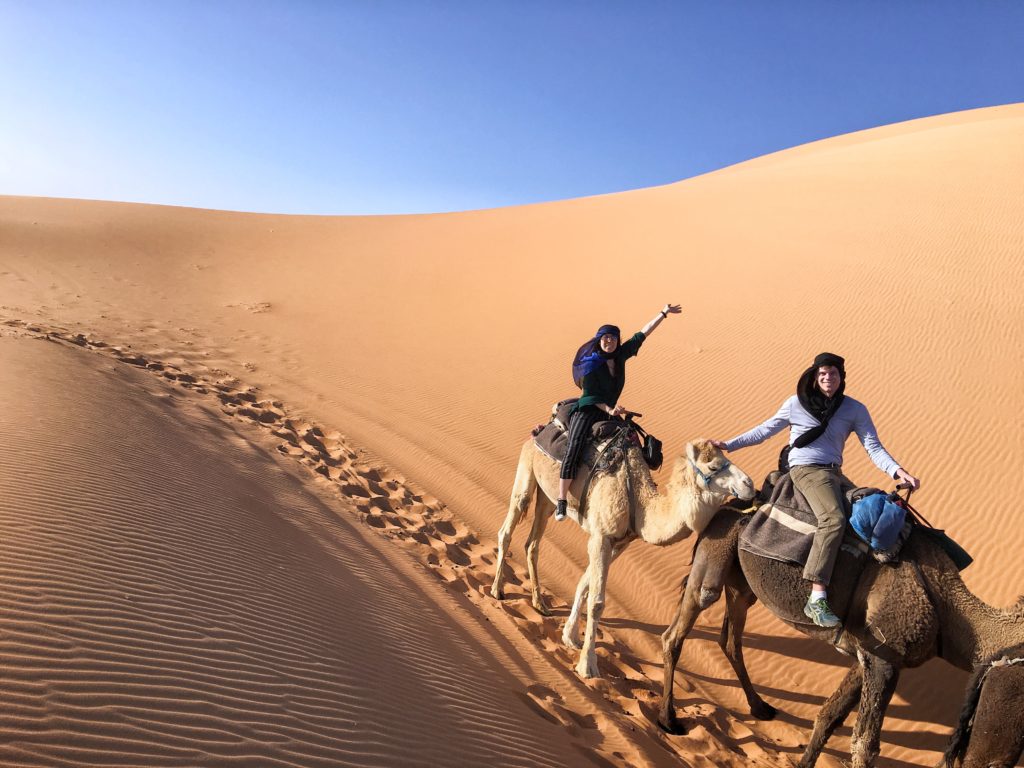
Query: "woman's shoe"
555 499 568 521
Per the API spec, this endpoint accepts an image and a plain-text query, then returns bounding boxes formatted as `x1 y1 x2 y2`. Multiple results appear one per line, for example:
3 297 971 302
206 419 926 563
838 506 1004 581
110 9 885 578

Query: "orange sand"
1 103 1022 767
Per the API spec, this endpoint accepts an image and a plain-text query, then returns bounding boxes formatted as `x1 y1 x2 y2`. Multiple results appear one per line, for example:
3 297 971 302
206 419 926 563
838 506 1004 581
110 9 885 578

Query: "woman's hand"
642 303 681 336
611 404 627 417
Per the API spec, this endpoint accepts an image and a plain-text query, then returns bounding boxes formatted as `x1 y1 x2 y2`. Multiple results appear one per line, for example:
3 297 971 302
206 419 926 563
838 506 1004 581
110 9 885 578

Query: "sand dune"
1 103 1023 766
0 335 633 767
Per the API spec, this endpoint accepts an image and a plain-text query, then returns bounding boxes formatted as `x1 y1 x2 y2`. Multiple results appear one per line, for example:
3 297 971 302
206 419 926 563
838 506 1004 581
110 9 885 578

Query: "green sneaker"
804 597 841 628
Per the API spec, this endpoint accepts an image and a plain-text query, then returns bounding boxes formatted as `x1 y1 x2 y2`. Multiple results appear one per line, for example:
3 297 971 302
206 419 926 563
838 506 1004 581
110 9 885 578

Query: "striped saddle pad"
739 473 868 566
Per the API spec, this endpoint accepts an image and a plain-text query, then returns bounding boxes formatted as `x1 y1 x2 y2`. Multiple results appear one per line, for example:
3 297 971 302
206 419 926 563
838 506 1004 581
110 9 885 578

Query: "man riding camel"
712 352 920 627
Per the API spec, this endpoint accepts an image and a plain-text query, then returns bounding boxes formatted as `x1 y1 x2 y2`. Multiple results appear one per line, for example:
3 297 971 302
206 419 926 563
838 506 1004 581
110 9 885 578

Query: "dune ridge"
2 103 1023 766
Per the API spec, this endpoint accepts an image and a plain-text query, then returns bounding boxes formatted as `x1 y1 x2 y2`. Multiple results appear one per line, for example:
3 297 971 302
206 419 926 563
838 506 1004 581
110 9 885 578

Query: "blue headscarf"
572 325 620 388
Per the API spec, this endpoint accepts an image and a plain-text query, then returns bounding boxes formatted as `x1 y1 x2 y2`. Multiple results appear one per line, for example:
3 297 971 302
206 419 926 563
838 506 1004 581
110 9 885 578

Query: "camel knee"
660 623 680 650
524 539 539 560
495 529 512 556
698 586 722 609
511 491 531 515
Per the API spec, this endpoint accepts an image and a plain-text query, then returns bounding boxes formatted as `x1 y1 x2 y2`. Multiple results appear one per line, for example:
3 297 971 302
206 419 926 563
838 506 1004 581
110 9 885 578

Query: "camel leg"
797 664 863 768
525 494 553 615
562 564 591 651
563 539 630 650
658 574 704 734
659 529 732 734
490 449 536 601
720 577 776 721
575 535 612 679
849 654 899 768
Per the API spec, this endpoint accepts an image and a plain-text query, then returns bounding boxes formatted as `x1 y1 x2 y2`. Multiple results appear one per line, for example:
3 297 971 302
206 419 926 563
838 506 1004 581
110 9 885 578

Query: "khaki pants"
790 465 855 586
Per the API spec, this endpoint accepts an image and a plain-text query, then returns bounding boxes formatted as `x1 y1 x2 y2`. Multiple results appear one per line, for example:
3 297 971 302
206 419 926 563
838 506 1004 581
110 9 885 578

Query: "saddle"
742 472 973 581
739 472 886 569
532 398 636 476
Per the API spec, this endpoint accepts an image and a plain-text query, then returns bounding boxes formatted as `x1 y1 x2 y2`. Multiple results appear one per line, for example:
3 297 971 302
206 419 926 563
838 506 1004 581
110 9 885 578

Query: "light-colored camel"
658 509 1024 768
490 435 755 678
943 641 1024 768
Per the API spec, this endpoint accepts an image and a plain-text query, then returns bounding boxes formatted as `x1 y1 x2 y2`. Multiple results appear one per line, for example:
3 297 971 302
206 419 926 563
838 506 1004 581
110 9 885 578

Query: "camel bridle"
690 458 733 490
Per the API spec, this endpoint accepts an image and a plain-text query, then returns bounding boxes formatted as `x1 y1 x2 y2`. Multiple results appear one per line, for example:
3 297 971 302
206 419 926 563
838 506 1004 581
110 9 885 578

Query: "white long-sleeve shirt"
724 395 901 478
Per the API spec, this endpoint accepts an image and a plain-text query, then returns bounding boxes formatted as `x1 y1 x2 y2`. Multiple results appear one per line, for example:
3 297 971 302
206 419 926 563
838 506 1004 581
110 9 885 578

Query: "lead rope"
625 455 636 535
893 484 937 529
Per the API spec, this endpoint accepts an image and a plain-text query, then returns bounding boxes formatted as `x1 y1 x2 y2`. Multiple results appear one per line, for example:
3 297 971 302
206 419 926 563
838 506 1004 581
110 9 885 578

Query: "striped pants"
560 405 606 480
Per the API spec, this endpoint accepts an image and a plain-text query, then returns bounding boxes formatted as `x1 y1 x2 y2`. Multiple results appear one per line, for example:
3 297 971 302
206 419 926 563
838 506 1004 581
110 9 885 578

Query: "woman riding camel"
555 303 681 521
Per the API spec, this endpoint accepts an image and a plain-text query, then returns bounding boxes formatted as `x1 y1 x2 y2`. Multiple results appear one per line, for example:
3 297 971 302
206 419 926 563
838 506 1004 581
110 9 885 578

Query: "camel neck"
922 552 1024 668
633 457 723 546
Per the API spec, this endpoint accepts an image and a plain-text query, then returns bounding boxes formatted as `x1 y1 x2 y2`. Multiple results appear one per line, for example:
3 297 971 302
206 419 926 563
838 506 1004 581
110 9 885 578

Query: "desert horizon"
2 102 1023 767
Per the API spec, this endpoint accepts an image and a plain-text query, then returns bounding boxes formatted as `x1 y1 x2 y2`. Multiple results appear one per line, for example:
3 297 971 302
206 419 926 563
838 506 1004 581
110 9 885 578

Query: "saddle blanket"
532 397 635 475
741 473 971 575
739 472 870 567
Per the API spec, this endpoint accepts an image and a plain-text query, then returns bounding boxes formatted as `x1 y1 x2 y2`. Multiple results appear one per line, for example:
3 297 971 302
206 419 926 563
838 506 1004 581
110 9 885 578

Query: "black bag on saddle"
632 422 663 471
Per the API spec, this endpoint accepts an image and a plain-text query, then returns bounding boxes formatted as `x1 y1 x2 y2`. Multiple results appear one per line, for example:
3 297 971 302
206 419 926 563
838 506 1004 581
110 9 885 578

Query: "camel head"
685 440 755 501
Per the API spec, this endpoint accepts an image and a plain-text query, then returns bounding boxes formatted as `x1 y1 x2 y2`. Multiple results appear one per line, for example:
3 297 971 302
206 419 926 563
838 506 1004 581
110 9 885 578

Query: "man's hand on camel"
709 439 727 450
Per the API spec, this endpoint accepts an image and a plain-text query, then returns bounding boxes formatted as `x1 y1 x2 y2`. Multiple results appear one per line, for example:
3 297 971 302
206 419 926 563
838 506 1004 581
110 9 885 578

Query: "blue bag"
850 492 907 550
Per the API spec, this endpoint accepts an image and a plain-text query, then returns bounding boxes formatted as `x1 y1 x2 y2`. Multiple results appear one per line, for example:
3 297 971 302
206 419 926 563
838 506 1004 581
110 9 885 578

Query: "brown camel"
490 436 755 678
658 510 1024 768
942 641 1024 768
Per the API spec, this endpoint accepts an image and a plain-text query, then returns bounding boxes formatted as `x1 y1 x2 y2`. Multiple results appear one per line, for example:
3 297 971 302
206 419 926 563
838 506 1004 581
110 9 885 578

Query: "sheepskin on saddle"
739 472 874 568
532 398 637 476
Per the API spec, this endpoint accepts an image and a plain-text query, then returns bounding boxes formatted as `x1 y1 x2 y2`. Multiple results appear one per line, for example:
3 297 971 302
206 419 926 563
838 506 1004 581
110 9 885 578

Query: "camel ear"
685 441 699 463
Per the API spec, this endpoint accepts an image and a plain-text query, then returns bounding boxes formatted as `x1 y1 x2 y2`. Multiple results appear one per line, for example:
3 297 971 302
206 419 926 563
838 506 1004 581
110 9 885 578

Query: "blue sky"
2 1 1022 215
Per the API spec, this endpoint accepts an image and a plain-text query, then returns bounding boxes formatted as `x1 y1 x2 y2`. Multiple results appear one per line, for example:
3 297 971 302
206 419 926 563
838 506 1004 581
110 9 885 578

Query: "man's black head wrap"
792 352 846 449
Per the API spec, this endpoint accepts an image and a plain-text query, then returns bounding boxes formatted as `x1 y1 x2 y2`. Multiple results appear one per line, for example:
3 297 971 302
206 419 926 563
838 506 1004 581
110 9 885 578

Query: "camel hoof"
657 714 688 736
751 700 777 721
575 658 600 679
532 598 552 617
489 585 503 600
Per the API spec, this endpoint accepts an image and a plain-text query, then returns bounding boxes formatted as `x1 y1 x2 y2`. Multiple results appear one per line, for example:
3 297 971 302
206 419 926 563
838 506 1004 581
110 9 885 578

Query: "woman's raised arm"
640 303 681 336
